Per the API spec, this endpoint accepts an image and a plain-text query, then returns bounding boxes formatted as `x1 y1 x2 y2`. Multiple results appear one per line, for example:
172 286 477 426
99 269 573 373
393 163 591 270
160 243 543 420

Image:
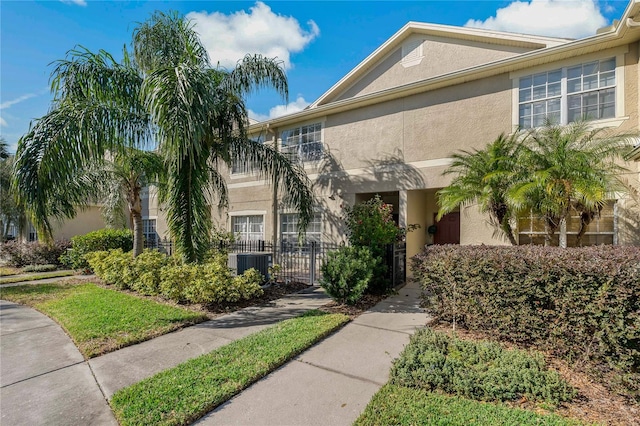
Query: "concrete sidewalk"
89 286 330 398
0 300 117 426
195 280 429 426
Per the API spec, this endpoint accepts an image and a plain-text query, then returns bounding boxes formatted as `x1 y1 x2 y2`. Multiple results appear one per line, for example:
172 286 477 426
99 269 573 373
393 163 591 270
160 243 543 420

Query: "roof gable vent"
402 38 424 68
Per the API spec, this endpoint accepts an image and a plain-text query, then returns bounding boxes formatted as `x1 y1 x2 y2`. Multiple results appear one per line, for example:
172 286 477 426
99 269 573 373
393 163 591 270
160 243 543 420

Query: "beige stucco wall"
334 35 533 102
148 42 640 248
51 206 106 241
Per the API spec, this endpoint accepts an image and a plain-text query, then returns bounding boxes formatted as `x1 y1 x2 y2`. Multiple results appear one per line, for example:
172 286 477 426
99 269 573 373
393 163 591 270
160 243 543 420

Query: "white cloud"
0 117 7 127
0 93 37 110
61 0 87 6
187 2 319 70
248 96 310 122
464 0 608 39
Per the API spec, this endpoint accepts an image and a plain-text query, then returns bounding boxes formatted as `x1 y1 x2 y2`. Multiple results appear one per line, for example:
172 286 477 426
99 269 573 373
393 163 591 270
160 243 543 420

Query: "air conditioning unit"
230 253 272 281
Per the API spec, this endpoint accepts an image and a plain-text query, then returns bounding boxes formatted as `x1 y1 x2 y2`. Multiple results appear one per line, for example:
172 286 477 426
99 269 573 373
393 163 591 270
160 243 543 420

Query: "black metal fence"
144 238 406 287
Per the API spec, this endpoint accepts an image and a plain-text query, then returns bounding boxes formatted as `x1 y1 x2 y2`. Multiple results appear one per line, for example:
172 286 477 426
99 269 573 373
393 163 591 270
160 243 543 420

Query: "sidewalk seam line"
1 359 86 388
349 321 416 336
294 359 386 387
0 323 57 336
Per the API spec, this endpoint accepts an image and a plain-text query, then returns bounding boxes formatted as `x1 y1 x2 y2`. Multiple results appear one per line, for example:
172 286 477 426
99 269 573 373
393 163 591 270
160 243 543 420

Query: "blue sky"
0 0 629 153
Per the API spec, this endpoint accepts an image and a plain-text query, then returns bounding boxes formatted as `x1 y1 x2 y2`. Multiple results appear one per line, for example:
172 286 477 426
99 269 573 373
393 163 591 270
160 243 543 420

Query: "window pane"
600 58 615 72
582 61 598 76
600 71 615 87
567 65 582 79
601 88 615 104
567 78 581 93
547 69 562 83
519 104 532 117
547 98 560 112
547 82 561 97
583 92 598 107
519 88 531 103
583 74 598 90
533 101 545 114
533 72 548 86
532 85 547 100
519 75 532 89
601 103 615 119
533 114 546 127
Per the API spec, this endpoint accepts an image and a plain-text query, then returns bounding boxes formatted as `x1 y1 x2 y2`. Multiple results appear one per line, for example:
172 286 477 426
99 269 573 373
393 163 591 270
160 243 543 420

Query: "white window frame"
279 211 322 245
142 217 157 248
280 122 323 164
229 211 266 241
511 48 628 129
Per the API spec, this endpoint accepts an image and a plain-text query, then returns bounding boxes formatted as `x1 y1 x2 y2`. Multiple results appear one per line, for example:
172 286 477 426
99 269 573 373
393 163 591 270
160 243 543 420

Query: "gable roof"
249 0 640 132
308 23 571 108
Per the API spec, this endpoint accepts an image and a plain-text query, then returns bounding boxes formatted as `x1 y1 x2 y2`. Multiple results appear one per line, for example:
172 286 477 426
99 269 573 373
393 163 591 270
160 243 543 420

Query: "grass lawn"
0 283 207 357
355 385 580 426
0 270 75 285
110 310 349 426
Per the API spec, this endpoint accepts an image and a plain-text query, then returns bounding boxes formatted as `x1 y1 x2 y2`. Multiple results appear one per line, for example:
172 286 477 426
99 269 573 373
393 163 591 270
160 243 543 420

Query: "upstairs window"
518 58 616 129
281 123 323 163
232 134 265 175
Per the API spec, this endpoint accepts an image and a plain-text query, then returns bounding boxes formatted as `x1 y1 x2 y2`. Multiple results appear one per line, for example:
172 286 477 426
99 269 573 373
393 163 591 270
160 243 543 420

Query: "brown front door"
433 212 460 245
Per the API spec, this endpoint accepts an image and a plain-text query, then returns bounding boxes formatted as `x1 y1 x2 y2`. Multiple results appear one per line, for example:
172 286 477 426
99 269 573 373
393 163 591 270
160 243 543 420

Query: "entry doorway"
433 212 460 244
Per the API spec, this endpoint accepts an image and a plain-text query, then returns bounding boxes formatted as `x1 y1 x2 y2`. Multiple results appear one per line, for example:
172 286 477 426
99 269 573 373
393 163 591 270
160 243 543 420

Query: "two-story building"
149 0 640 263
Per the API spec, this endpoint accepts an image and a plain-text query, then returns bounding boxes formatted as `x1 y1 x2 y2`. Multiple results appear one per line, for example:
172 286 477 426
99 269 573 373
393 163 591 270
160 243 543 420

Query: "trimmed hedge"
320 246 378 304
413 245 640 401
85 249 263 305
60 228 133 270
0 240 71 267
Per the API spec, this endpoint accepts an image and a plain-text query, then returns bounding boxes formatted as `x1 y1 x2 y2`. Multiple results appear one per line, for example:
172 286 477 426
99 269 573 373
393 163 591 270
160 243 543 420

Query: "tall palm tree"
13 47 151 244
508 122 632 248
131 11 313 263
437 132 523 245
14 11 313 263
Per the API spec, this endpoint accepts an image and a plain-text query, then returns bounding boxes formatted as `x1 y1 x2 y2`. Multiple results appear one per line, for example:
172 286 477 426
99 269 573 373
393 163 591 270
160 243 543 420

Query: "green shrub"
413 245 640 401
0 240 71 267
129 250 170 295
60 228 133 271
320 246 378 304
23 264 58 273
86 248 264 305
85 249 132 289
159 264 194 302
166 255 263 304
391 329 575 405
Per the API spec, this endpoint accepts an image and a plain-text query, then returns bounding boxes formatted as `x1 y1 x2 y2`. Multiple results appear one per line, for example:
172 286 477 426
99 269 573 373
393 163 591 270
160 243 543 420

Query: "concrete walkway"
1 281 427 425
0 300 117 426
89 287 330 398
195 280 428 426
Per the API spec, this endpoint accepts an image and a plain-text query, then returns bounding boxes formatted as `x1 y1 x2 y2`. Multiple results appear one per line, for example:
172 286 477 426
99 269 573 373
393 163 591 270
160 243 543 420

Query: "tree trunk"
559 217 567 248
128 184 144 257
131 209 143 257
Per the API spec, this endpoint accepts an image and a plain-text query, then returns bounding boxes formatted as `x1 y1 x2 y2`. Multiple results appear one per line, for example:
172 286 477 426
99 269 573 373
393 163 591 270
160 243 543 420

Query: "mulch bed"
429 322 639 426
319 293 388 319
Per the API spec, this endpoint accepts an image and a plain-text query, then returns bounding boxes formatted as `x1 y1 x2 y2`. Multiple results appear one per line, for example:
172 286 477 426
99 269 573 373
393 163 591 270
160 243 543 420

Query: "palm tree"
437 132 523 245
131 11 313 263
14 11 313 263
88 149 165 256
0 137 9 159
508 122 632 248
13 47 151 245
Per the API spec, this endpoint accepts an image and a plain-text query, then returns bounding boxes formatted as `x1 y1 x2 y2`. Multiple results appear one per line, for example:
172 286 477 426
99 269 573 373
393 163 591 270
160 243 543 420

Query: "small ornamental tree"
344 195 409 293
